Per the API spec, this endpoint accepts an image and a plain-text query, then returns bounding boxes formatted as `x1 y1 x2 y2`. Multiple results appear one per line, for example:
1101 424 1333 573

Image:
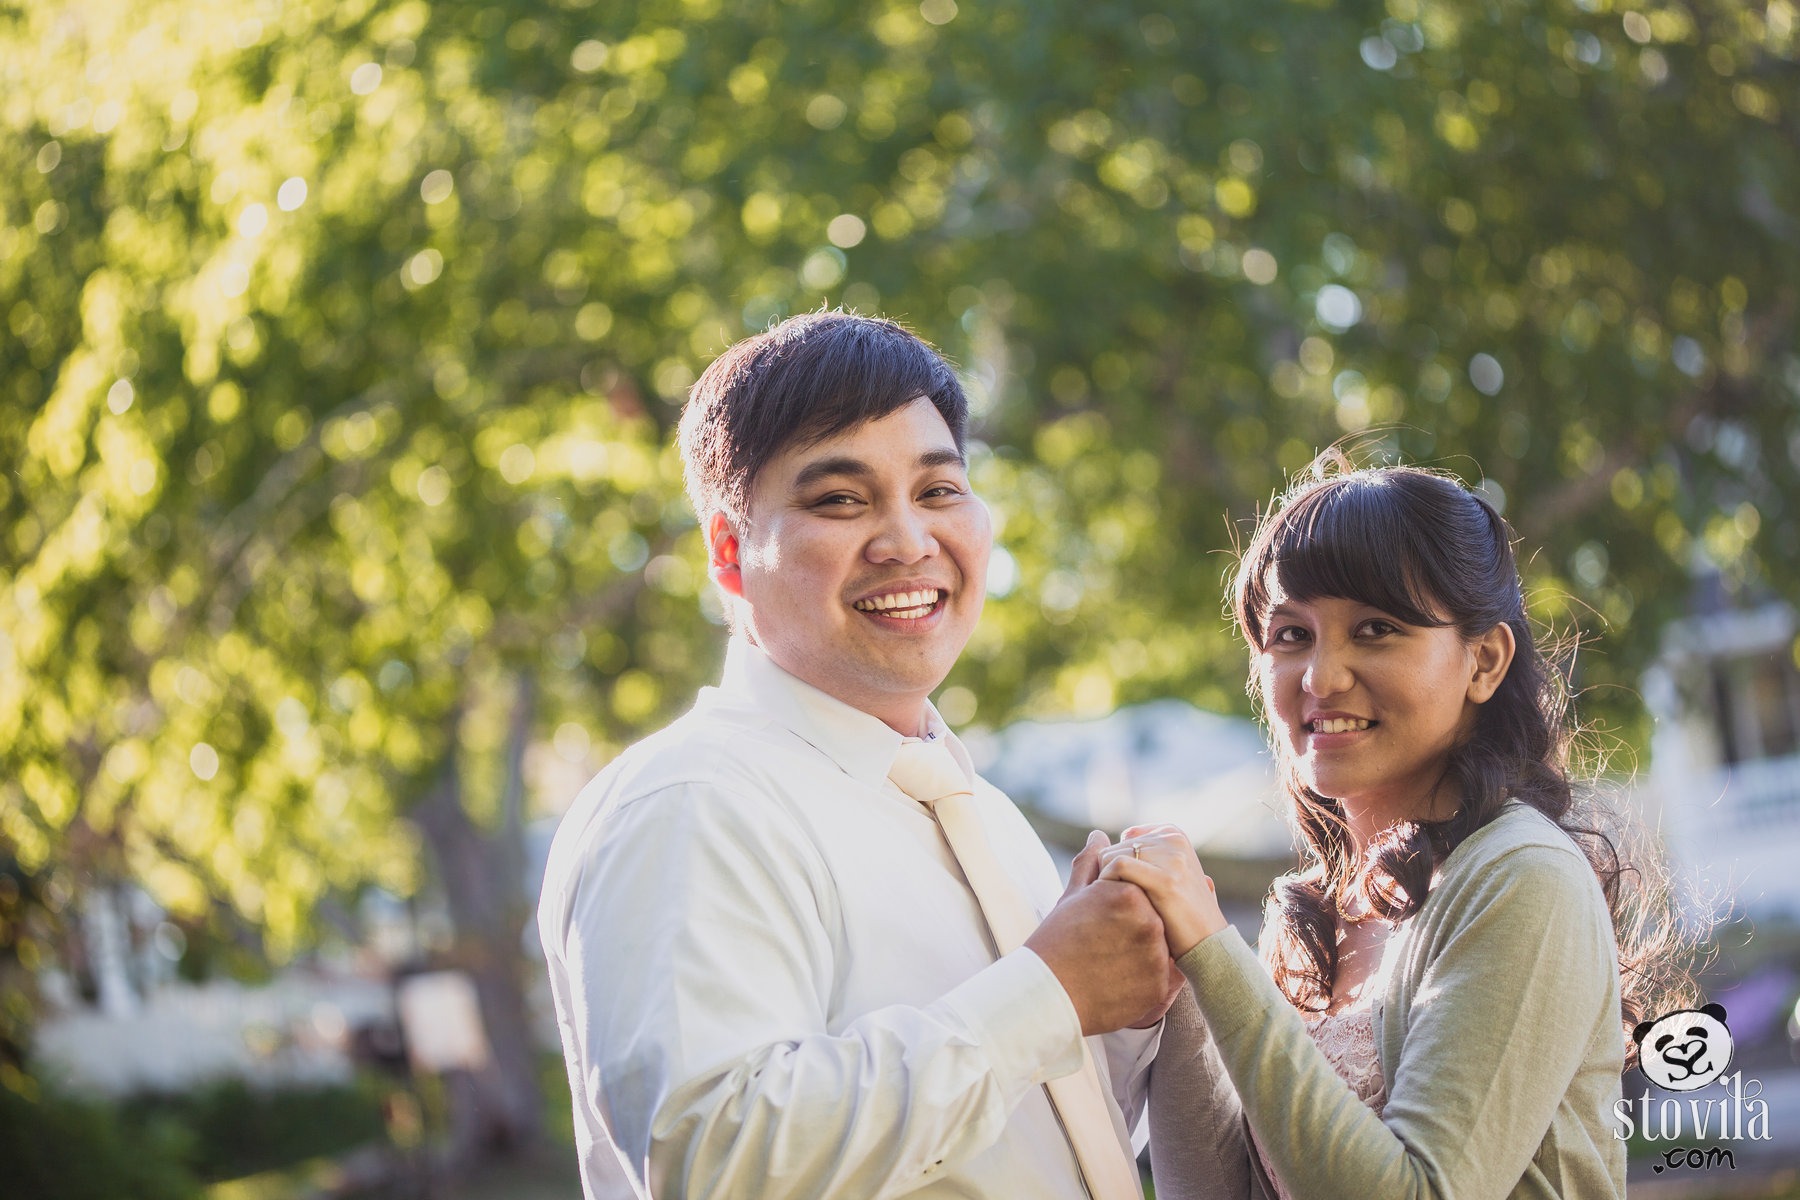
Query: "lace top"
1307 1008 1386 1110
1252 1008 1387 1200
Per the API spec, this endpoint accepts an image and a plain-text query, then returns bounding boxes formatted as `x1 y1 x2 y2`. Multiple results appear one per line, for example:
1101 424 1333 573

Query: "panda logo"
1634 1003 1733 1092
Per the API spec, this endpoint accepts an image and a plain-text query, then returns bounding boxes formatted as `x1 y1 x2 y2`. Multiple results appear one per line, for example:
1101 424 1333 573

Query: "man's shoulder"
543 698 831 868
538 702 820 922
565 700 790 818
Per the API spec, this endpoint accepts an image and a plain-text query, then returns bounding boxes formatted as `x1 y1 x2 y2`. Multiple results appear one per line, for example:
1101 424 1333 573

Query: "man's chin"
847 654 964 707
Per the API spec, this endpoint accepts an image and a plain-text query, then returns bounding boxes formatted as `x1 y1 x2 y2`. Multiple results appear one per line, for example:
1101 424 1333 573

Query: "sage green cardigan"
1149 803 1625 1200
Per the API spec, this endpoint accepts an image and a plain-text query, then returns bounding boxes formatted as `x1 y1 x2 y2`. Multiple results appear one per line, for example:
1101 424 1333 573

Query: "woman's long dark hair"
1232 458 1690 1051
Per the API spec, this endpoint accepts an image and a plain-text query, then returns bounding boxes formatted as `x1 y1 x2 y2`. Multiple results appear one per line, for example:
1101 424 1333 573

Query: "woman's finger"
1100 856 1215 957
1098 839 1162 869
1099 855 1172 897
1107 835 1195 868
1125 823 1193 846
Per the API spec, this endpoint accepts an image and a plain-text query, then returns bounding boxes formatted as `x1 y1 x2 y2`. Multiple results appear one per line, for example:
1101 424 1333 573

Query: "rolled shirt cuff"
938 945 1088 1090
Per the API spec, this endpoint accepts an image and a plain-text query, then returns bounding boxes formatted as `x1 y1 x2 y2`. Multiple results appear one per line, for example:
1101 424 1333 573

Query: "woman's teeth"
853 589 942 618
1311 718 1373 734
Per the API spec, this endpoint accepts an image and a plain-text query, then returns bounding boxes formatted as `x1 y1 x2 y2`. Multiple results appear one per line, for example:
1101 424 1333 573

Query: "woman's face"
1253 578 1504 817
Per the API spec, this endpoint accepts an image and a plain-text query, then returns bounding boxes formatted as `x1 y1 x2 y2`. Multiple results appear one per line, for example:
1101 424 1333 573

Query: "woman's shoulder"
1450 800 1587 864
1431 802 1606 909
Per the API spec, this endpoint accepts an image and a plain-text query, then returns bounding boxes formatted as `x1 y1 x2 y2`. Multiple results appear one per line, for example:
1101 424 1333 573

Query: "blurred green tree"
3 0 1796 1153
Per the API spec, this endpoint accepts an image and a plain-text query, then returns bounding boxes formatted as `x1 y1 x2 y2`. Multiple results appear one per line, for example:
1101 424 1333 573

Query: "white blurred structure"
1642 599 1800 922
32 885 420 1096
968 699 1292 863
33 971 392 1096
397 970 491 1073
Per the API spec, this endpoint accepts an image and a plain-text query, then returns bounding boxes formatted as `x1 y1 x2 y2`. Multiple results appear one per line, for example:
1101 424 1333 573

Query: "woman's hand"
1098 824 1228 958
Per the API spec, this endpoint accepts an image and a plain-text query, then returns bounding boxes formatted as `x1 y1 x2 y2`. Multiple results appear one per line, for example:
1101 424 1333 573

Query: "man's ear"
707 511 744 598
1467 621 1516 704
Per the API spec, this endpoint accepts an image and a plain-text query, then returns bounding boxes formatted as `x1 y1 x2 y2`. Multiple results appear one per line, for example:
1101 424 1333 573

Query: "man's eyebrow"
790 456 874 492
789 447 966 492
916 447 967 471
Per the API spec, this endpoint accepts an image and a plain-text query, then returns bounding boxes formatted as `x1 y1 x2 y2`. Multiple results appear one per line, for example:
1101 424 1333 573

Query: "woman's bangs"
1251 480 1447 633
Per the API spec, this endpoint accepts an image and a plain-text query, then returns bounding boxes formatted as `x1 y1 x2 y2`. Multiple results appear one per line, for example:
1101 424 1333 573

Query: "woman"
1105 463 1675 1199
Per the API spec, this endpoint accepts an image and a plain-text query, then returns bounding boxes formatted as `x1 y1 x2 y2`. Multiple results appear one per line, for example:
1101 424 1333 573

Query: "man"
539 312 1178 1199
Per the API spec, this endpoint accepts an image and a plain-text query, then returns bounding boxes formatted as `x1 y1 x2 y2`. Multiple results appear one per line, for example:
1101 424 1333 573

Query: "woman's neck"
1340 786 1459 858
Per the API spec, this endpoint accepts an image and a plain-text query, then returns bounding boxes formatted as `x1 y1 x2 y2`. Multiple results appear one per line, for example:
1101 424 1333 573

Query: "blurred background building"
1644 593 1800 923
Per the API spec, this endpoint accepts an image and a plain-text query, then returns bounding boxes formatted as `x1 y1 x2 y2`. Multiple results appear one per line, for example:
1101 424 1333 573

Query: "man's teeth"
1312 718 1373 734
853 588 942 616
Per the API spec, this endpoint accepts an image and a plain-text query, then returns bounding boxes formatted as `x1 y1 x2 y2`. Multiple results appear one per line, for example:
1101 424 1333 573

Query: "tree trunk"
409 675 544 1161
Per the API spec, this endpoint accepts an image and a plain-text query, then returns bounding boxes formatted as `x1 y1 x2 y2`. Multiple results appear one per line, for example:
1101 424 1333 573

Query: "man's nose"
867 503 938 563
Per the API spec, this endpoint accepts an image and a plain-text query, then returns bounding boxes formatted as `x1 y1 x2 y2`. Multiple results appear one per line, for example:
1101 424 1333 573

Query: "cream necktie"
889 738 1141 1200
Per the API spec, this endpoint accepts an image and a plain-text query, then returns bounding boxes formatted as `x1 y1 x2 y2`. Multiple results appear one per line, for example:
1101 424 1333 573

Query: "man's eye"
921 484 965 500
814 493 861 508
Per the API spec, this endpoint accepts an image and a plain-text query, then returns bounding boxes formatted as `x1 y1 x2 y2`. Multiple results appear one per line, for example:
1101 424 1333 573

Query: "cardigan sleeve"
1175 842 1617 1200
1144 984 1266 1200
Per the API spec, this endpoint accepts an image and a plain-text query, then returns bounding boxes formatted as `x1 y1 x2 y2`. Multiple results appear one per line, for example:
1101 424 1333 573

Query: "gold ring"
1131 842 1142 860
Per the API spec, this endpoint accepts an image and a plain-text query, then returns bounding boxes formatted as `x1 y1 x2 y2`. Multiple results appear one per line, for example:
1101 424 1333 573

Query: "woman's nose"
1302 643 1353 697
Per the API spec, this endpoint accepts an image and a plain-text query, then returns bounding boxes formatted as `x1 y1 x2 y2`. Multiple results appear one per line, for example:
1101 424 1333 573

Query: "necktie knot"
887 739 971 807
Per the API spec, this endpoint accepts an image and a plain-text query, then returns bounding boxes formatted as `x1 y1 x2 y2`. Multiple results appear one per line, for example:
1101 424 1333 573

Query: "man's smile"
852 586 946 620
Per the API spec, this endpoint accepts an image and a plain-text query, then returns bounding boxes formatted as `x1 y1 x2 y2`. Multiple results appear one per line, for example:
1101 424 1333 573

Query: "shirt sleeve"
549 780 1089 1199
1174 844 1618 1200
1100 1022 1161 1146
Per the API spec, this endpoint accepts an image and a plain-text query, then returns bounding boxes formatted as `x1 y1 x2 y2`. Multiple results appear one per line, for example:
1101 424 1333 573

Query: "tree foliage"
3 0 1797 970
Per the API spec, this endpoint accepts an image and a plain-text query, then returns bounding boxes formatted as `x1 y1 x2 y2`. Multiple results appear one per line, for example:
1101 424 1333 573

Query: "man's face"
718 397 991 733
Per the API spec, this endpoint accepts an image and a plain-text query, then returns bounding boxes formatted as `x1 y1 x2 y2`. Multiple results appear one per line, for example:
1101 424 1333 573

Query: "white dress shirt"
538 638 1157 1199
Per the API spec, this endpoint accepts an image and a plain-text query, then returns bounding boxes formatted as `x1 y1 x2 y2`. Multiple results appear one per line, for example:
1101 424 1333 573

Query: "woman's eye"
1359 619 1399 637
1269 625 1308 646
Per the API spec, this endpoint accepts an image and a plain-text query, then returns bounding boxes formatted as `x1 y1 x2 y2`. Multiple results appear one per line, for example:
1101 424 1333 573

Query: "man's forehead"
763 399 958 476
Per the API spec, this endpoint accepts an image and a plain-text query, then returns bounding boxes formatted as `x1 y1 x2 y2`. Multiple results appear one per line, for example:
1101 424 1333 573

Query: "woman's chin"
1293 768 1348 802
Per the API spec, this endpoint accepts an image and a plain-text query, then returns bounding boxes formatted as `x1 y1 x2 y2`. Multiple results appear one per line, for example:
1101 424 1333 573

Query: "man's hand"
1025 831 1178 1037
1128 957 1187 1030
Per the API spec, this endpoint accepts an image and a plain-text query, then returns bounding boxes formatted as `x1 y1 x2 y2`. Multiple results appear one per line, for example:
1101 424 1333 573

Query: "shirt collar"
710 638 973 792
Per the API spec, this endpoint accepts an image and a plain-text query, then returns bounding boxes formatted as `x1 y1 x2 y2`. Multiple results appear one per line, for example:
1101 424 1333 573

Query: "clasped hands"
1022 824 1228 1037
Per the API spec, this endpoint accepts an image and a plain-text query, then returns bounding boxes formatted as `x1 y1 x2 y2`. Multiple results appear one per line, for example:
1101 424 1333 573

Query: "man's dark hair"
678 311 968 523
